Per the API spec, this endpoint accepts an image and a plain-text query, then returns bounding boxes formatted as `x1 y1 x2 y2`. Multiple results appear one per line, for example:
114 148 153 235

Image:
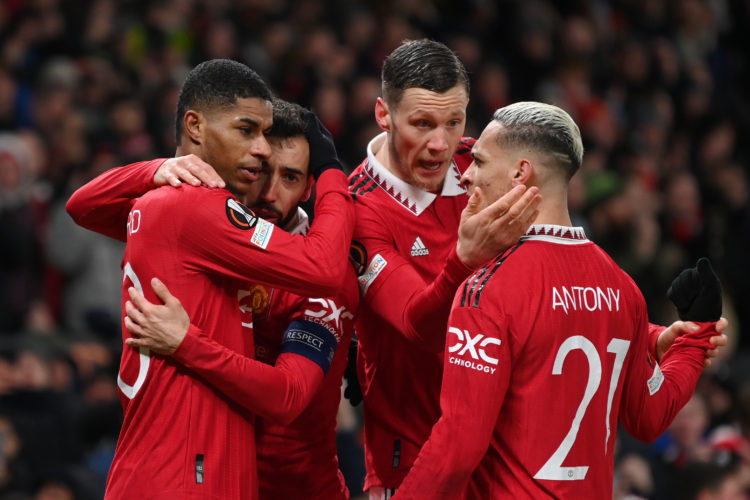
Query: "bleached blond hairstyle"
492 102 584 180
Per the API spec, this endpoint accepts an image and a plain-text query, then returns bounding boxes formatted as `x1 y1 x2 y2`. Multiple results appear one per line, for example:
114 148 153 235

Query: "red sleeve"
395 306 509 499
647 322 666 361
172 324 323 425
353 203 473 352
168 274 357 424
618 299 713 442
66 159 166 241
170 168 353 297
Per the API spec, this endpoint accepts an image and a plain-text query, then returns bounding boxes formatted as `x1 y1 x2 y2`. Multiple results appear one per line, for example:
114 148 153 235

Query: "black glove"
343 336 362 406
304 111 343 180
667 257 722 322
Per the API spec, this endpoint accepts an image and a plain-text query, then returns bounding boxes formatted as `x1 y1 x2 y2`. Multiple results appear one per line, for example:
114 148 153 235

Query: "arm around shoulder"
66 159 167 241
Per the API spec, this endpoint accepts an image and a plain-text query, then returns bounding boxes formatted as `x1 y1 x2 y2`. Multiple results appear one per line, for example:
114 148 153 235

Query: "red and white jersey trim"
288 207 310 236
522 224 589 244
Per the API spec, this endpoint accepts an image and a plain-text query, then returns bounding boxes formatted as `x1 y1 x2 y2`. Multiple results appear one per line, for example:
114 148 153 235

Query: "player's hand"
153 154 225 189
667 257 722 322
124 277 190 355
343 337 362 406
456 185 541 268
656 317 728 367
304 111 343 180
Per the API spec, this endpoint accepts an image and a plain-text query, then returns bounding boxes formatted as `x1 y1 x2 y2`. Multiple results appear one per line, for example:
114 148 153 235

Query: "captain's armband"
279 320 338 374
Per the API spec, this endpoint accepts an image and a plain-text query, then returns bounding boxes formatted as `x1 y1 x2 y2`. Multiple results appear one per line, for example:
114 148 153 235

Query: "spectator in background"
46 148 125 340
672 461 747 500
0 133 50 334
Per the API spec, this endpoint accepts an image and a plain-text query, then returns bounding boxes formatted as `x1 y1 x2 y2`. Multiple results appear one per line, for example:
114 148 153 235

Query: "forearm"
172 325 322 424
622 322 714 441
266 169 354 297
647 322 665 360
402 248 473 351
362 247 472 351
66 159 166 241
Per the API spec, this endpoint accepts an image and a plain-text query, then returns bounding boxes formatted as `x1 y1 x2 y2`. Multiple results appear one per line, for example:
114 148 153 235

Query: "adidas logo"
410 236 430 257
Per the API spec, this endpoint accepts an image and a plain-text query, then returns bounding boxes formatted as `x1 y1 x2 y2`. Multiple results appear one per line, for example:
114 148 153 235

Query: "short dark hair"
175 59 272 143
268 99 307 140
381 39 469 106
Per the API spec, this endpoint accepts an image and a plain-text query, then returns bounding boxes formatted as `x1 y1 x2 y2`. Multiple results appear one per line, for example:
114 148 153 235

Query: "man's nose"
252 135 272 159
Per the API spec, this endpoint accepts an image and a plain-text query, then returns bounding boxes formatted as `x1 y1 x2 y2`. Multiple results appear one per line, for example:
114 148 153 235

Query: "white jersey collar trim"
521 224 589 244
288 207 309 236
365 132 465 215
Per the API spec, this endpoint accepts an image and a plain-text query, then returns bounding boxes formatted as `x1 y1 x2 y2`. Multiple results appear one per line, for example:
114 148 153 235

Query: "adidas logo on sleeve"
410 236 430 257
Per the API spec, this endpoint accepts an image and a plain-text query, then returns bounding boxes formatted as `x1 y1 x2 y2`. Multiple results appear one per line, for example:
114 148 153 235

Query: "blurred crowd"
0 0 749 498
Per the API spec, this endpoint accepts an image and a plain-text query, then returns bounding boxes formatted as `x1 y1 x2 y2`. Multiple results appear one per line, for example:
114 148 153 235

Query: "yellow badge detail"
248 285 270 315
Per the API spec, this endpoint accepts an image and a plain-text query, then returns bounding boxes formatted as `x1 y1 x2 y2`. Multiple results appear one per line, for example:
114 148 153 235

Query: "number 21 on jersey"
534 335 630 481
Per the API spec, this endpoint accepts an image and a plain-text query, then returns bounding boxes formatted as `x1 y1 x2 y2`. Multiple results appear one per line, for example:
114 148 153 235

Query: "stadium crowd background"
0 0 749 498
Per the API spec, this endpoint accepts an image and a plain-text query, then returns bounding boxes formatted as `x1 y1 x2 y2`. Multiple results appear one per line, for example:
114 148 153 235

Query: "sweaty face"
384 86 468 191
200 97 273 195
242 135 312 230
461 121 518 210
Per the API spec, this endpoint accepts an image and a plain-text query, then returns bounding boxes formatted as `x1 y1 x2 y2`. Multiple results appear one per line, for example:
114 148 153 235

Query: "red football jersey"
395 226 713 499
347 133 476 490
67 162 354 499
252 269 357 500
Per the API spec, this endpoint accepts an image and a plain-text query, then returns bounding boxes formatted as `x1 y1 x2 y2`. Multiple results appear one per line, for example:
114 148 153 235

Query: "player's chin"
415 170 448 191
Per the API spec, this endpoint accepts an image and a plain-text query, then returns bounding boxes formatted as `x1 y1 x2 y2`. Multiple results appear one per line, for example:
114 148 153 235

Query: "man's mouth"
240 167 261 182
418 160 446 172
252 207 280 223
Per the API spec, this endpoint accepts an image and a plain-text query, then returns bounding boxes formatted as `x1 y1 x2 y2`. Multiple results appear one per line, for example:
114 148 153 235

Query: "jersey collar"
287 207 310 236
365 132 466 215
521 224 589 244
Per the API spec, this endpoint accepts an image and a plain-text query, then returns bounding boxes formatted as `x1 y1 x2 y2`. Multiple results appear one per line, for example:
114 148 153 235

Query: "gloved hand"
304 111 343 179
667 257 722 322
343 336 362 406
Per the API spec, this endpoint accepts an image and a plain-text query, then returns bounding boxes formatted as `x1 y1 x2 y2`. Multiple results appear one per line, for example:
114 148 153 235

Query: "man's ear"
183 110 204 145
374 97 391 132
513 159 534 186
300 174 314 202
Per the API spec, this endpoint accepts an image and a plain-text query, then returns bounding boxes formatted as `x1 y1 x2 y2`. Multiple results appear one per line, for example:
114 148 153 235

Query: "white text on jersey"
551 286 621 314
447 326 500 374
127 210 141 236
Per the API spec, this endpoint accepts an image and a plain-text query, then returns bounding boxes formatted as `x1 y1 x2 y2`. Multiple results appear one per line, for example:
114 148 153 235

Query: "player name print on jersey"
410 236 430 257
551 286 621 314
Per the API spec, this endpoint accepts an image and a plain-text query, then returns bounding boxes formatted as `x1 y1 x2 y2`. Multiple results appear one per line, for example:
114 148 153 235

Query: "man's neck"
372 133 393 174
531 200 573 227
